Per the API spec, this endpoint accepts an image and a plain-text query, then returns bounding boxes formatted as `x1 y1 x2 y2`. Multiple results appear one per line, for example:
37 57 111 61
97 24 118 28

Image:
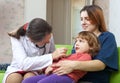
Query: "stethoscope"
36 44 46 55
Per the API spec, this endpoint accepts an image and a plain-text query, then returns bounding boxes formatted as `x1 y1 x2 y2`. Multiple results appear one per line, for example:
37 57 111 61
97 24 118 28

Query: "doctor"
3 18 66 83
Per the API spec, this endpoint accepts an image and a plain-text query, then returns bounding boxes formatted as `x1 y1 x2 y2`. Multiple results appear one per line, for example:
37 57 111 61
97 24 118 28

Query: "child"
22 31 100 83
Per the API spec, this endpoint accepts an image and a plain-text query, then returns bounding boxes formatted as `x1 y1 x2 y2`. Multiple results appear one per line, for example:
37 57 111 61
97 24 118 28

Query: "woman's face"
75 37 90 53
80 11 98 32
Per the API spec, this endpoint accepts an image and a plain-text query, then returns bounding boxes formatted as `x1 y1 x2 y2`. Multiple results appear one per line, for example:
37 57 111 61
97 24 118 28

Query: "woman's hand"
52 60 75 75
52 48 67 60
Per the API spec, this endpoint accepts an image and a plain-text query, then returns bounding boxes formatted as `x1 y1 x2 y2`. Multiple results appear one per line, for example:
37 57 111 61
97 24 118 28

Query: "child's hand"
37 69 43 74
45 66 53 75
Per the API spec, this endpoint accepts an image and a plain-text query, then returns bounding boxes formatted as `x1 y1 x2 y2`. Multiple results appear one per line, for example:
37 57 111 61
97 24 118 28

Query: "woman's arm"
72 60 106 71
52 60 106 75
53 32 118 75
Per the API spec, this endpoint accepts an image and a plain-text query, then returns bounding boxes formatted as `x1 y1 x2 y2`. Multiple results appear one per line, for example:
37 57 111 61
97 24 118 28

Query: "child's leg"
22 74 47 83
38 74 75 83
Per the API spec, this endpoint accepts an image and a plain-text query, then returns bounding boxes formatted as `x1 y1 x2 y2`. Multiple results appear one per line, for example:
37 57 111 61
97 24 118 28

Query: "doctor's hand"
52 48 67 60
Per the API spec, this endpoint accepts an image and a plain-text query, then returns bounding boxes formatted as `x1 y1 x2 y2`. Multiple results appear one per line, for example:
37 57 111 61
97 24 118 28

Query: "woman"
3 18 66 83
52 5 118 83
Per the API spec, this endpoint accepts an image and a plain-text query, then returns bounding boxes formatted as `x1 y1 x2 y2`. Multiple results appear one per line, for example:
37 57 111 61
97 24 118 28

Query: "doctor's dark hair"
8 18 52 42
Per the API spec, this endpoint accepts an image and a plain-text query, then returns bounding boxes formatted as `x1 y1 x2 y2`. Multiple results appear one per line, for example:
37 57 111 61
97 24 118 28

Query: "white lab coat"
2 35 55 83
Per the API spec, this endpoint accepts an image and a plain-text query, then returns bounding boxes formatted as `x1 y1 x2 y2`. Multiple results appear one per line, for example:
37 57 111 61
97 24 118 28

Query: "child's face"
75 38 90 53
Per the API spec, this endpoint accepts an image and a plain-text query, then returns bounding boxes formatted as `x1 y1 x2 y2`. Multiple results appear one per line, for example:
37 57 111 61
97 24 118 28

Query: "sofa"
0 45 119 83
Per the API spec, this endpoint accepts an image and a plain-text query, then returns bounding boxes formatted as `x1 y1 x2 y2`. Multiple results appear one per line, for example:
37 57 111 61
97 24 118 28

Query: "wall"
0 0 24 63
47 0 71 44
24 0 120 46
0 0 119 64
109 0 120 46
94 0 120 46
0 0 47 63
24 0 46 22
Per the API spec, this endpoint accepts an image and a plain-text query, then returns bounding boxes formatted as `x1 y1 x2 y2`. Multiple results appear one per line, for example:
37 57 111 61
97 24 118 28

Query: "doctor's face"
30 33 52 47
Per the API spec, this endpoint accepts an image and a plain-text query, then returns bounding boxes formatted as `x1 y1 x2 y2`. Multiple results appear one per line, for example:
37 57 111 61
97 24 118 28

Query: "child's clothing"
53 53 91 82
22 53 91 83
22 74 74 83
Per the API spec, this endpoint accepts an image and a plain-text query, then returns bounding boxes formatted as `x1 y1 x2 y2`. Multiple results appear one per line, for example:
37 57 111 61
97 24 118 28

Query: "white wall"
23 0 120 46
24 0 46 22
109 0 120 46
